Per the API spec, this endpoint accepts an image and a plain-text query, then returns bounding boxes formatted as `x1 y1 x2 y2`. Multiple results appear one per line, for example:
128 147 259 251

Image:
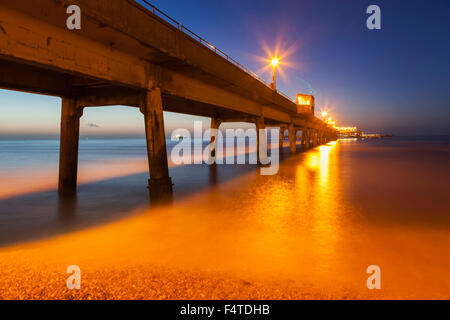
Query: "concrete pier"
288 124 297 154
302 129 311 150
255 116 267 162
209 117 222 163
0 0 338 202
58 98 83 198
279 126 286 150
141 89 173 201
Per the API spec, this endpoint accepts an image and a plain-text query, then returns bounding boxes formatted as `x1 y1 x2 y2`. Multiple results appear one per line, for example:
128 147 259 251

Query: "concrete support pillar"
279 127 285 150
313 129 319 147
301 129 307 149
209 117 221 163
300 129 306 149
255 116 267 161
58 97 83 198
140 88 173 201
304 129 311 149
288 123 296 154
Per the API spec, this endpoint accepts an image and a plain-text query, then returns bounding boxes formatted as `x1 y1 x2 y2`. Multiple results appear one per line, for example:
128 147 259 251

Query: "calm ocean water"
1 135 449 243
0 138 257 172
0 138 149 171
0 136 449 298
1 136 448 171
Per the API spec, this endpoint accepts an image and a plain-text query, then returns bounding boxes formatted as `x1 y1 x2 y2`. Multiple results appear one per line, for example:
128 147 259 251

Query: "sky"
0 0 449 138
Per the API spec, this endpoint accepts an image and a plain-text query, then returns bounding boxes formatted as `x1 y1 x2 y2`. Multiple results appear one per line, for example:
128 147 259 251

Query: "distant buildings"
335 126 392 139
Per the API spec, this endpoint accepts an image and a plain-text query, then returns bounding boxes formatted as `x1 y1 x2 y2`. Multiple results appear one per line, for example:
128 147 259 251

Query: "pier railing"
139 0 294 102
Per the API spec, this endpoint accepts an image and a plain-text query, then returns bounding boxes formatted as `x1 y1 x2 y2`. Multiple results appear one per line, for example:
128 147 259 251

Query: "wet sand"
0 139 449 299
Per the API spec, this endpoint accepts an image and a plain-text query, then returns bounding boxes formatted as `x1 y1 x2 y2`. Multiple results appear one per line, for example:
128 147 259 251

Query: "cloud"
87 123 100 128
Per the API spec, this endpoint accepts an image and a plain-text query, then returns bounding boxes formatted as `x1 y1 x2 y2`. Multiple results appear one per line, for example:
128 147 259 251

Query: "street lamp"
321 111 327 119
326 117 336 128
270 57 279 90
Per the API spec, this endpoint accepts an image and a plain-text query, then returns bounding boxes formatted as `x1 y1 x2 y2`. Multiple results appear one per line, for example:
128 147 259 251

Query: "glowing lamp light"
322 111 327 118
270 58 280 67
295 94 315 115
297 96 311 105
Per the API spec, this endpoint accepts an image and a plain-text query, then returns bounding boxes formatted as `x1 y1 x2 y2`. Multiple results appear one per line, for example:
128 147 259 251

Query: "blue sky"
1 0 449 138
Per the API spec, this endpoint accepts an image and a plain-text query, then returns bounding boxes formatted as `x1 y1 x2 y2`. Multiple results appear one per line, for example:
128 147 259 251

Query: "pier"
0 0 337 199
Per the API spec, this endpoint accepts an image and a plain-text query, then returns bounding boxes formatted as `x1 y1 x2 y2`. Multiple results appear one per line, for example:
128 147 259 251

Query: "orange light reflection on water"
0 140 450 299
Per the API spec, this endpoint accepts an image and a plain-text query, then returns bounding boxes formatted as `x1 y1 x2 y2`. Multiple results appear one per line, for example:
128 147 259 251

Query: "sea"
0 136 449 298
